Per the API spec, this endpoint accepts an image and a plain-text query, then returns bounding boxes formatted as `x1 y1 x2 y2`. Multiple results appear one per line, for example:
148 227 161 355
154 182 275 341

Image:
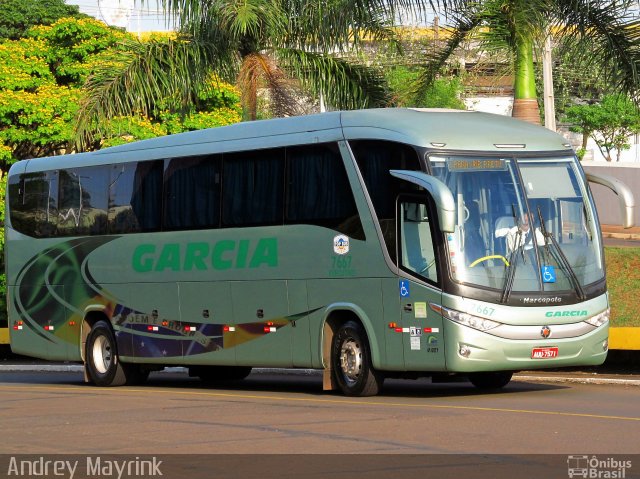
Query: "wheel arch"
319 303 382 371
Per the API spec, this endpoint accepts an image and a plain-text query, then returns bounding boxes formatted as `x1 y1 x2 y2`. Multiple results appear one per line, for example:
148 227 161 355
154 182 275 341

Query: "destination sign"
446 158 507 171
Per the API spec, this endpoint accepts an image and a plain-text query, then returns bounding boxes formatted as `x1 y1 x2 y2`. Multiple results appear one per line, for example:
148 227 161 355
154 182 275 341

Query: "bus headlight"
584 309 610 328
441 306 501 332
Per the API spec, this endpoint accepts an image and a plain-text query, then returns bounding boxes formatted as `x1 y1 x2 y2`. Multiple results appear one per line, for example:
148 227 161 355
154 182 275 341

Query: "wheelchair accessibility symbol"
541 265 556 283
399 280 410 298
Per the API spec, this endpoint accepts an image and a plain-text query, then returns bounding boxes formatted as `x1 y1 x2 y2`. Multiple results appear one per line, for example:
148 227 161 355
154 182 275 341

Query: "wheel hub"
92 335 113 374
339 338 362 384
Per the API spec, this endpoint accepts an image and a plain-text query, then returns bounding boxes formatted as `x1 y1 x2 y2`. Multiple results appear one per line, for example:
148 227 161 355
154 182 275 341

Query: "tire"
468 371 513 390
331 320 383 397
193 366 252 384
85 320 145 386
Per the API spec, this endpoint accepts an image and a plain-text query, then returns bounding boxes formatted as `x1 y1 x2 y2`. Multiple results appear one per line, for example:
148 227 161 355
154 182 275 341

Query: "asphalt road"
1 370 638 454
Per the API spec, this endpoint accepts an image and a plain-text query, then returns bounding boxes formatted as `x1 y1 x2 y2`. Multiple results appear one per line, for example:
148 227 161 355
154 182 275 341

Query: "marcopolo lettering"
545 310 588 318
132 238 278 273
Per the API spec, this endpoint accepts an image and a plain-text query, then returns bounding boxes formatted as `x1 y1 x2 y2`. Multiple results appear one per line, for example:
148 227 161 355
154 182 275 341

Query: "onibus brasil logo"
567 455 632 478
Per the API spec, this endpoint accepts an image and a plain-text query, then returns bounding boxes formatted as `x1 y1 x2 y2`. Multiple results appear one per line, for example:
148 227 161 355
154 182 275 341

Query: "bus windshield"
430 155 604 295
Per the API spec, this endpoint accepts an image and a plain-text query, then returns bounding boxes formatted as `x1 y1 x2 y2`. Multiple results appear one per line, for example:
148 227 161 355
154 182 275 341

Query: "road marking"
1 383 638 422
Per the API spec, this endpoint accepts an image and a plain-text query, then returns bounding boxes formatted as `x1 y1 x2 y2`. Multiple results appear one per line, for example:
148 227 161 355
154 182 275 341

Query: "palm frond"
237 52 303 119
75 36 237 148
282 0 398 52
278 48 390 110
552 0 640 99
412 8 482 100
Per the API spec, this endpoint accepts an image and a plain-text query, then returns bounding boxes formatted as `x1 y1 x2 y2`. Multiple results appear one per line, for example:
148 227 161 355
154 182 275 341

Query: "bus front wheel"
468 371 513 390
331 321 383 397
85 320 148 386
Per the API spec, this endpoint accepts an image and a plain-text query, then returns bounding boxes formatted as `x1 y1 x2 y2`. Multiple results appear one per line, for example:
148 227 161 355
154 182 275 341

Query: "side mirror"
390 170 456 233
586 173 635 228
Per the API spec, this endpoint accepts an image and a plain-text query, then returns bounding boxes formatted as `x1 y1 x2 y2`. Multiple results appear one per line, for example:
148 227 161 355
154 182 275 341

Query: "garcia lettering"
132 238 278 273
545 310 588 318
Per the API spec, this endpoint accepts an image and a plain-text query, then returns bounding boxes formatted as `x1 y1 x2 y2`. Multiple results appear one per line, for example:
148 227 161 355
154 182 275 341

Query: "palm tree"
76 0 430 146
416 0 640 124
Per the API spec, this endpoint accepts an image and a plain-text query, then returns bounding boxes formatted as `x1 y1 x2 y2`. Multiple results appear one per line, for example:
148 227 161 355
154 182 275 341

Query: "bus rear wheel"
85 320 148 386
468 371 513 390
331 320 383 397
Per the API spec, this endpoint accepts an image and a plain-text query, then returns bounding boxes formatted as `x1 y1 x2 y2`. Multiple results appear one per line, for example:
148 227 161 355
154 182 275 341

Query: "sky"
65 0 175 32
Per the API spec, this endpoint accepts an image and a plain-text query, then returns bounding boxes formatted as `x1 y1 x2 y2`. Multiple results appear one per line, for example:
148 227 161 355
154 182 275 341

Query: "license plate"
531 347 559 359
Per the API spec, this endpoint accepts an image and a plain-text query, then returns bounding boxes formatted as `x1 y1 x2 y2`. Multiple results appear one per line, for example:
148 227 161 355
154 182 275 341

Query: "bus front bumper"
444 321 609 372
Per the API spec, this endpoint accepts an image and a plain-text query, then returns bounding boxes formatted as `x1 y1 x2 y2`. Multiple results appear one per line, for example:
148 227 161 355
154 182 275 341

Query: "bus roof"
15 108 573 173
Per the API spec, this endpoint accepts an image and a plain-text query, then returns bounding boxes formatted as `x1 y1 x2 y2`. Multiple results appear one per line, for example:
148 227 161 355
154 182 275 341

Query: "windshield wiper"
500 205 521 304
536 207 586 301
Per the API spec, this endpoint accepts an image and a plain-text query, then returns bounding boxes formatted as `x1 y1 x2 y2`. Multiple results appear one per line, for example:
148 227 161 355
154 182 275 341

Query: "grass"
605 247 640 327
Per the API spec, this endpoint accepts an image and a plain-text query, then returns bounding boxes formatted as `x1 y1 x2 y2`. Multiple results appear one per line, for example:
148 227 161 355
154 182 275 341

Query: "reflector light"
388 323 397 329
423 328 440 333
184 326 196 332
264 326 276 332
69 321 76 326
267 321 274 326
264 327 270 333
44 325 54 331
395 327 403 333
147 325 159 331
162 320 169 327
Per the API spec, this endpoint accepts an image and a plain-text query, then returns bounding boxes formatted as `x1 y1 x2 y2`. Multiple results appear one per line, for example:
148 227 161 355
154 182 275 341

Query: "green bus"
5 108 635 396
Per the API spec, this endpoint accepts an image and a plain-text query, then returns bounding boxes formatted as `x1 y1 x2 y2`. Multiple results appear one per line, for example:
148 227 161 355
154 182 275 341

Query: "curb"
512 374 640 387
602 232 640 240
1 365 638 386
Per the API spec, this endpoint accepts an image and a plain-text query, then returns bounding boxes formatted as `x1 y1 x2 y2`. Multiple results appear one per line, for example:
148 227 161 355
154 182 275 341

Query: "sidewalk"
601 224 640 240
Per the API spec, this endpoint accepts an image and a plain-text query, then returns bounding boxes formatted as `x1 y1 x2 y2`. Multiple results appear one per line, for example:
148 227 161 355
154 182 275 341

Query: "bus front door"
398 197 446 372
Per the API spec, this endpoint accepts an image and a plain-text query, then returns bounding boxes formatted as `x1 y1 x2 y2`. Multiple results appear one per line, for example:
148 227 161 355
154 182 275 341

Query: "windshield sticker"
333 235 350 255
541 265 557 283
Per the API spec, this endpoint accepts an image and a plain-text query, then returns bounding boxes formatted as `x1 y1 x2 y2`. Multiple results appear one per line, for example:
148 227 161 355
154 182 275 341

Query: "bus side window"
58 167 108 236
399 200 438 284
350 140 422 262
9 172 58 238
222 148 285 227
286 143 364 240
163 155 221 231
109 161 163 234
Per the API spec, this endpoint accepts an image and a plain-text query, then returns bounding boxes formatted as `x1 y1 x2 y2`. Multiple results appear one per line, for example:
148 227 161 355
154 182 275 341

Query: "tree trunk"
511 35 541 125
512 98 541 124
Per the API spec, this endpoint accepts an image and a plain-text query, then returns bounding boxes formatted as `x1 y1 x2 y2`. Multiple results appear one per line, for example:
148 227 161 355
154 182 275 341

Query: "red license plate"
531 347 559 359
